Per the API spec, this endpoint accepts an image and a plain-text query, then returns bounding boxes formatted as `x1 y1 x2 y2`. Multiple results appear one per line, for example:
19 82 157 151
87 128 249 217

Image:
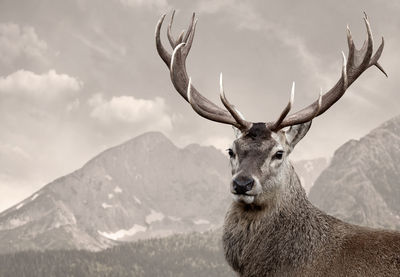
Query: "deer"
155 11 400 277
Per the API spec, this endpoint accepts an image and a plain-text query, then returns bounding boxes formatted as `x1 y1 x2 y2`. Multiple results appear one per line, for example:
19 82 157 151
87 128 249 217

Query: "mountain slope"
309 115 400 230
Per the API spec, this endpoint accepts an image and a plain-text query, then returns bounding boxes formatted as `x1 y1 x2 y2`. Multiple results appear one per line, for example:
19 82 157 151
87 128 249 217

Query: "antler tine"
315 89 323 117
219 73 251 129
346 25 355 65
183 13 196 43
269 82 295 131
187 77 243 128
182 17 197 57
157 12 250 130
359 14 374 68
370 37 387 77
167 10 177 48
155 14 171 67
341 51 348 89
176 30 185 45
269 14 386 130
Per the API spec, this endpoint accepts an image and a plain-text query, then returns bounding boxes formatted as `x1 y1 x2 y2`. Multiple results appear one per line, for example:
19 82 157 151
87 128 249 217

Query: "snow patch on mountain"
98 224 147 240
114 186 122 193
0 217 30 231
102 203 113 209
133 196 141 205
145 210 164 224
193 219 210 225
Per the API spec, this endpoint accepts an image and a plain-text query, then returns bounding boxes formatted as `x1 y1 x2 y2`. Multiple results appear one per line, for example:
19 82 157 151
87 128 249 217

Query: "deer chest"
222 215 268 275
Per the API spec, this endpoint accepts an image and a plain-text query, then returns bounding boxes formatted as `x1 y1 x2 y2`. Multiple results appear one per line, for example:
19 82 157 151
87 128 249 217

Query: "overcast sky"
0 0 399 212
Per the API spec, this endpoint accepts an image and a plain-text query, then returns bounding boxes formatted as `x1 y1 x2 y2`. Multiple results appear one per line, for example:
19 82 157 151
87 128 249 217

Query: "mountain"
309 115 400 230
0 132 231 254
0 131 325 254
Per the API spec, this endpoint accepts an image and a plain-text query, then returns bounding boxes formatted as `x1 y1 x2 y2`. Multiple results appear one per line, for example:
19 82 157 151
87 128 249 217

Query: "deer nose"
232 176 254 194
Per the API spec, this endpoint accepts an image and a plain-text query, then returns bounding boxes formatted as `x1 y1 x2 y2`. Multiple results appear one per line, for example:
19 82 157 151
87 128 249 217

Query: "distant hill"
309 115 400 230
0 131 326 254
0 230 234 277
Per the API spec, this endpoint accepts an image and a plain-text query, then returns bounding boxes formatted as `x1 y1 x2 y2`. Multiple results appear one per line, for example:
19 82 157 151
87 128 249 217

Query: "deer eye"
227 148 235 158
274 150 284 160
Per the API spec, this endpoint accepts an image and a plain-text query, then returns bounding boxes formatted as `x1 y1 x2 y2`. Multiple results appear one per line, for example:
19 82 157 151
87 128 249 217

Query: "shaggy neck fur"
223 162 340 277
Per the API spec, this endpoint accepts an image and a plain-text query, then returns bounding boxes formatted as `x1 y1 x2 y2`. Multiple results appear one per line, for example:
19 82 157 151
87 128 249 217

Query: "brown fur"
223 124 400 277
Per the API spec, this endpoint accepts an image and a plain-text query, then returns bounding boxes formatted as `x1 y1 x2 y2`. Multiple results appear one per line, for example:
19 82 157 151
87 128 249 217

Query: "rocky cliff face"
309 115 400 230
0 131 325 253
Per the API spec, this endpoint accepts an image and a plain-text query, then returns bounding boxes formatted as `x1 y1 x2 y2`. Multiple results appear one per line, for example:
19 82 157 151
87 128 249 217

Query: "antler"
156 12 386 133
267 13 387 131
155 11 251 130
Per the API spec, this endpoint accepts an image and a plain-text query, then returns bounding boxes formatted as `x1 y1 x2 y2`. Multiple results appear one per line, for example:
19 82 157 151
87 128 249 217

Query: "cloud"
275 30 332 89
0 69 83 100
0 142 33 181
0 142 31 161
74 33 126 62
88 94 173 131
66 98 80 112
198 0 265 30
0 23 47 64
118 0 169 10
197 0 234 14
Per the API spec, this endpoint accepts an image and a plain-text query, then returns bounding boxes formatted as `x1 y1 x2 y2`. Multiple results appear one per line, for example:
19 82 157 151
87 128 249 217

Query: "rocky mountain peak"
309 115 400 230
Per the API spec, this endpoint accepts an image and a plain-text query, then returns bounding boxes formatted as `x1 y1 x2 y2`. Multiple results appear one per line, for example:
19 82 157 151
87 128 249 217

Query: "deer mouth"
232 194 255 204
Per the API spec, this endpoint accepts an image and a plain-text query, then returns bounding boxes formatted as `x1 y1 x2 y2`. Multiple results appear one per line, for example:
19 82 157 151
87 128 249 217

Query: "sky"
0 0 399 212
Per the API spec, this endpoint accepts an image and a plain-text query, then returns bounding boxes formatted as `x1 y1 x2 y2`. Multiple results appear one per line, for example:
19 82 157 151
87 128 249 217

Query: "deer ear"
284 121 312 152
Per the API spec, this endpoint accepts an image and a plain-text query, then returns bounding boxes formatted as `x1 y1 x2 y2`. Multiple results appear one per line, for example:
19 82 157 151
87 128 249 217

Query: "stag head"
156 11 386 207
